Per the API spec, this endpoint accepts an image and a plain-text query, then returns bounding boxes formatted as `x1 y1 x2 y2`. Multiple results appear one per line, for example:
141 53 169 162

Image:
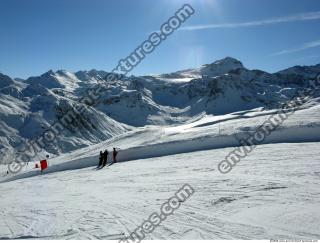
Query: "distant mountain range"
1 57 319 163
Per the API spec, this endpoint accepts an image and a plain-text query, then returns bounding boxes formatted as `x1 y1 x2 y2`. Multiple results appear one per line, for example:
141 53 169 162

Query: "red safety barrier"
40 160 48 171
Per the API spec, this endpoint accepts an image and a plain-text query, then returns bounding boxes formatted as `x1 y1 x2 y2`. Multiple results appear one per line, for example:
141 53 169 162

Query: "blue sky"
0 0 320 79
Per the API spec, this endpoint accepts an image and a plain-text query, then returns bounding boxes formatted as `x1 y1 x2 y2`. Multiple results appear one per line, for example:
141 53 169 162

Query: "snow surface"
1 100 320 239
0 142 319 240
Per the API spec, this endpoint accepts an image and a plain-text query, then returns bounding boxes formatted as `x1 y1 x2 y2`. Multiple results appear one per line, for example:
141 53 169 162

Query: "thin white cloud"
180 11 320 31
271 39 320 56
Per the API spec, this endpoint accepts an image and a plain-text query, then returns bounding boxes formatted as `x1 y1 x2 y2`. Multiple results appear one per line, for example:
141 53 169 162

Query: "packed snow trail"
0 142 319 239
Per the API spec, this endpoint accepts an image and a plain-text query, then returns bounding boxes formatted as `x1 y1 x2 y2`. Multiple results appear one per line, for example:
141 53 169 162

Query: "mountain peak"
56 70 69 75
200 57 244 77
41 70 56 77
210 57 244 68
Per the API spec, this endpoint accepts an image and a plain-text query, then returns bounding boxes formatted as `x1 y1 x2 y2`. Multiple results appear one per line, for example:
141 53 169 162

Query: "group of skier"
4 149 119 176
98 147 118 168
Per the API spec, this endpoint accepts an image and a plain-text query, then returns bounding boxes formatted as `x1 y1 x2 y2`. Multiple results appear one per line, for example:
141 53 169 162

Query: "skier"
98 151 103 167
112 148 118 163
103 149 109 167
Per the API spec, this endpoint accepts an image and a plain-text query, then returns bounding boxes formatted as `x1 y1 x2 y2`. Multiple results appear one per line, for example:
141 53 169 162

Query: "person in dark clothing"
103 149 109 167
112 148 118 163
98 151 103 167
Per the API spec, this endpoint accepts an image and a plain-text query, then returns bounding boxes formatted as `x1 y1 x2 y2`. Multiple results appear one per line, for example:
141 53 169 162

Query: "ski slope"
0 102 320 240
0 142 319 240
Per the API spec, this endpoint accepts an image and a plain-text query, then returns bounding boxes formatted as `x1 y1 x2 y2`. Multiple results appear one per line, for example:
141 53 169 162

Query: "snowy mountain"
0 57 319 163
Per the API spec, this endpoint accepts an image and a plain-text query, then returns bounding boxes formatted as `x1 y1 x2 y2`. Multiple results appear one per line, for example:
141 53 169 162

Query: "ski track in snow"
1 142 320 240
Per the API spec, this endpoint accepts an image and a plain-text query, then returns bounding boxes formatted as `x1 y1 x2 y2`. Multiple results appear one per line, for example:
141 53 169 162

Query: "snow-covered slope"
1 141 319 239
0 71 130 163
1 95 320 240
